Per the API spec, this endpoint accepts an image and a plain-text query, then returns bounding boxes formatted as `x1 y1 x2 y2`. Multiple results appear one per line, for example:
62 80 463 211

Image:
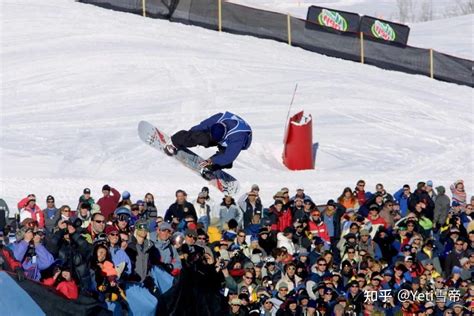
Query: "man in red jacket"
308 209 330 243
97 185 121 221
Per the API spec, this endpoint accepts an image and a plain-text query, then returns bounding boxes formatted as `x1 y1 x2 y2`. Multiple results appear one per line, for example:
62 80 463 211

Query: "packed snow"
1 0 472 215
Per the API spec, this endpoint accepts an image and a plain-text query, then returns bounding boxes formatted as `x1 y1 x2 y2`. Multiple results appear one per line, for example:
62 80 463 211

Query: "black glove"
15 267 25 281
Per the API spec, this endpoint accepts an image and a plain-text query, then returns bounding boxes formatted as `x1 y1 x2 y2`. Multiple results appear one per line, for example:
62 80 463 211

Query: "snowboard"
138 121 240 196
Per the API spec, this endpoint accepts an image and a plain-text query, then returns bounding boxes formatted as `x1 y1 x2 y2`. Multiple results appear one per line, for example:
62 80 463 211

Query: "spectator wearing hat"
18 194 45 229
193 191 211 231
337 187 359 211
43 195 60 235
228 298 245 316
238 190 262 230
277 227 296 255
291 198 305 222
276 296 303 316
433 185 451 230
308 209 330 243
126 219 161 282
218 195 243 230
450 180 467 206
154 221 181 276
258 226 277 256
13 221 54 281
358 229 382 260
425 180 437 202
76 202 92 229
76 188 95 212
292 220 311 251
259 295 277 315
117 191 132 209
106 225 132 276
394 184 412 217
345 279 364 314
374 183 394 204
290 186 312 204
97 185 121 221
164 190 197 227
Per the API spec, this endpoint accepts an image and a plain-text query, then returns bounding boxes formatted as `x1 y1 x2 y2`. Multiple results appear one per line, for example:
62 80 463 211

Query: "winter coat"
18 197 45 228
275 208 293 233
450 180 467 205
238 197 262 229
275 272 302 293
219 203 243 229
190 112 252 166
109 246 132 275
307 220 330 243
126 239 161 282
164 201 197 223
433 187 450 226
277 232 296 254
394 188 411 217
46 229 93 290
0 244 22 271
97 188 121 220
76 195 95 211
43 207 60 235
154 238 182 276
43 278 79 299
193 201 211 230
13 240 54 281
444 249 467 278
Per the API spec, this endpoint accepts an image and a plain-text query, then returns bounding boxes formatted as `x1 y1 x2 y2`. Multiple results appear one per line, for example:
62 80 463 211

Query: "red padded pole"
283 111 314 170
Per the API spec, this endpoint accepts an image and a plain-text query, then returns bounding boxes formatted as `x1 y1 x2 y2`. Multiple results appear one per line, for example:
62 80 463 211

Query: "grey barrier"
78 0 473 87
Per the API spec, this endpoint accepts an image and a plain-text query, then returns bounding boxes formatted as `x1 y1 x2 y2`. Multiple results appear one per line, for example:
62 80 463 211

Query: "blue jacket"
110 246 132 276
393 188 410 217
190 112 252 166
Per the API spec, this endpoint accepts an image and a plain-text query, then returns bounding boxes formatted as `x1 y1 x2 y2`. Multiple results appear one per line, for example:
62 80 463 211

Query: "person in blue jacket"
166 112 252 178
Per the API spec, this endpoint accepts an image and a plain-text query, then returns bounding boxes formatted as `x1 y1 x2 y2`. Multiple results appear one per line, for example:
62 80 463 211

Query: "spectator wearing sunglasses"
126 219 162 283
154 222 182 276
106 225 131 276
83 213 107 243
113 207 132 235
18 194 45 229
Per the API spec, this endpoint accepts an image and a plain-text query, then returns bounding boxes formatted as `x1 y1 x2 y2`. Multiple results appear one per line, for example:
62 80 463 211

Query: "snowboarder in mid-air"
165 111 252 179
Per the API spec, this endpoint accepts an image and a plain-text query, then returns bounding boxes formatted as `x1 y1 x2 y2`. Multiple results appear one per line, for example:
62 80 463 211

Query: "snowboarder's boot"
164 143 177 156
200 167 213 180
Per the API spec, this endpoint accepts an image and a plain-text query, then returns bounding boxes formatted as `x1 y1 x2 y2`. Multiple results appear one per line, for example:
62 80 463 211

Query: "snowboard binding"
200 167 214 180
164 143 177 156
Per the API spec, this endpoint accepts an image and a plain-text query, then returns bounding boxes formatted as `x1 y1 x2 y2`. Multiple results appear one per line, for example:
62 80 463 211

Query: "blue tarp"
0 272 45 316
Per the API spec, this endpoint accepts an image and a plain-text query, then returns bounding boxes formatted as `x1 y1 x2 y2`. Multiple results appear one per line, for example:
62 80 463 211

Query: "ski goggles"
117 214 130 222
135 223 148 231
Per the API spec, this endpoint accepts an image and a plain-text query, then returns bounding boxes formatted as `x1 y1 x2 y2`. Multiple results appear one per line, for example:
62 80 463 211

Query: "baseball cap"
426 180 433 187
83 188 91 194
160 222 173 232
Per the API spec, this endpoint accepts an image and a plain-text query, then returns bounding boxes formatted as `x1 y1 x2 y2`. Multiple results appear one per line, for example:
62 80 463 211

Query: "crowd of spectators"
0 179 473 316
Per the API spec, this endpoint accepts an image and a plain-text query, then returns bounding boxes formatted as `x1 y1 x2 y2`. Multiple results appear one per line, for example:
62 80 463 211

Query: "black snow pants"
171 130 233 171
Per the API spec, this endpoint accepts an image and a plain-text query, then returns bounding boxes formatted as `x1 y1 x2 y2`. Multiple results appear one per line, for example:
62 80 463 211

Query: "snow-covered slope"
233 0 473 59
1 0 472 214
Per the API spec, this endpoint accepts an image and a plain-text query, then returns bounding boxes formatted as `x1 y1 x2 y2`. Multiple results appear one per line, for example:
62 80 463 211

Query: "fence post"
287 14 292 46
430 49 434 79
142 0 146 17
218 0 222 32
360 32 364 64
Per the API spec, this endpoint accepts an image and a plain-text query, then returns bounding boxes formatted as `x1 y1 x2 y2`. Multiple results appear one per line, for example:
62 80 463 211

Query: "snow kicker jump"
138 121 240 195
